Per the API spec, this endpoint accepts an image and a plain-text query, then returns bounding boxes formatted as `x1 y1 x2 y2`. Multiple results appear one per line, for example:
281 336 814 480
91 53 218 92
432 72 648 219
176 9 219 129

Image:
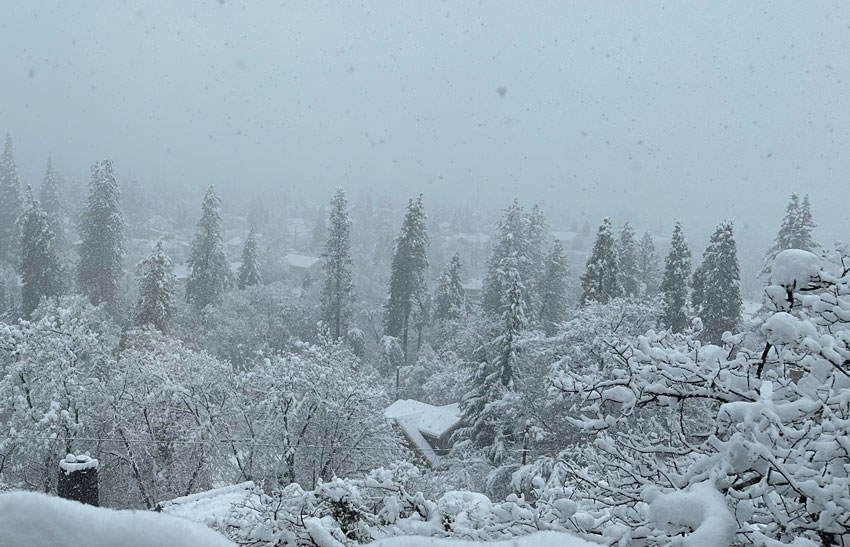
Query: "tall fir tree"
39 157 64 249
320 189 355 341
580 218 622 305
692 221 742 344
760 194 818 278
524 203 549 314
383 195 429 361
537 240 569 335
433 253 465 324
482 199 527 317
310 204 327 253
636 231 661 297
616 222 640 298
77 159 126 314
458 264 525 463
660 222 692 332
237 228 262 290
186 186 231 310
135 240 175 333
18 187 62 317
0 134 22 265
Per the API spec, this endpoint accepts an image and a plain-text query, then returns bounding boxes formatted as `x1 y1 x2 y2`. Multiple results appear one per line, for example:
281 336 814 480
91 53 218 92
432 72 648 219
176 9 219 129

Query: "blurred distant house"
384 399 462 467
283 253 323 280
461 278 483 303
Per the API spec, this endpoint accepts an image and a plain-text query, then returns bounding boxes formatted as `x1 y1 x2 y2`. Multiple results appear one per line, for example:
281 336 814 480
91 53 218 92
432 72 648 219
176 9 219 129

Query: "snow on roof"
158 481 259 528
385 399 462 465
0 490 235 547
226 236 245 247
461 278 483 291
284 253 321 269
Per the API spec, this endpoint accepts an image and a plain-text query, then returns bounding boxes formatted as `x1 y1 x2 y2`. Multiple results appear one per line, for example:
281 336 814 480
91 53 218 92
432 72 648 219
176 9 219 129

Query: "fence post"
58 453 99 506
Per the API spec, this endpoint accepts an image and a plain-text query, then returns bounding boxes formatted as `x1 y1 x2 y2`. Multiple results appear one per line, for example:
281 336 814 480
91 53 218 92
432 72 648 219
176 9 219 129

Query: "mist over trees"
0 131 846 545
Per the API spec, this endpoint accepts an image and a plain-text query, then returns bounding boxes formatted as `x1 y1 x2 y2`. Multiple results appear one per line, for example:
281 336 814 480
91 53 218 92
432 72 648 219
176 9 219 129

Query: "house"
461 278 483 303
283 253 323 278
384 399 462 466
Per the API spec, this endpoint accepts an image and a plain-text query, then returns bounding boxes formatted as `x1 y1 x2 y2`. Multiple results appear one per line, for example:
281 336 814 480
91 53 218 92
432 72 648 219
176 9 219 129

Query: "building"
384 399 462 467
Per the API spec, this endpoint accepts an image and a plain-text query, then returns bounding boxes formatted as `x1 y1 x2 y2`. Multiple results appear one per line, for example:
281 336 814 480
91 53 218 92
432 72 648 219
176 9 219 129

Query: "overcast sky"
1 1 848 238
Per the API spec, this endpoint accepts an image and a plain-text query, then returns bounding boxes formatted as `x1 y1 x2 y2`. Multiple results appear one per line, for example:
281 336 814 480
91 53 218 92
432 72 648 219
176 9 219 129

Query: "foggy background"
1 1 848 239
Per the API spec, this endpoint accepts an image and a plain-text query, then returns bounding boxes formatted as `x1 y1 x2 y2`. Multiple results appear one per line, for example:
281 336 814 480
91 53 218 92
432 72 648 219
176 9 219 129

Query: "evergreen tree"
18 187 62 317
135 240 175 333
383 195 429 361
636 232 661 297
537 240 569 335
660 222 692 332
482 199 527 317
0 134 22 265
524 203 549 314
580 218 622 304
320 189 355 341
39 157 64 249
761 194 818 278
237 228 262 290
692 221 742 344
77 159 126 314
616 222 640 297
186 186 231 310
458 265 525 463
310 205 327 252
433 253 465 323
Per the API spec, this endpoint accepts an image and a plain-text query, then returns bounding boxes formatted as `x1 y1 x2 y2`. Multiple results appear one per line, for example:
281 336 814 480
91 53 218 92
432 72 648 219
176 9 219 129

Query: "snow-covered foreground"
371 531 598 547
0 491 235 547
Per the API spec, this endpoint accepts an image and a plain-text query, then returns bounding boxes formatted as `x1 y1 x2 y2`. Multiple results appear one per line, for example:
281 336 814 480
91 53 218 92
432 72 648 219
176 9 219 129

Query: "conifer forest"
0 3 848 546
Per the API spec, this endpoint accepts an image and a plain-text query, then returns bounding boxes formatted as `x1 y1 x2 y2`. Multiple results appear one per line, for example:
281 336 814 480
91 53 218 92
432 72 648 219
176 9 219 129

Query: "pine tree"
77 159 126 314
761 194 818 278
433 253 465 323
580 218 622 305
186 186 231 310
458 265 525 463
524 203 549 314
310 205 327 253
18 187 62 317
39 157 64 249
660 222 692 332
636 232 661 297
616 222 640 297
383 195 429 361
482 199 527 317
693 221 742 344
320 189 355 341
0 134 22 265
135 240 175 333
537 240 569 335
237 228 262 290
794 195 817 251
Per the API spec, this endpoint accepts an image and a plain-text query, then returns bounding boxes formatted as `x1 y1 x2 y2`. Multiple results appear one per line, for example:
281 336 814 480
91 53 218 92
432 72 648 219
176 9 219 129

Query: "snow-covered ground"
371 531 598 547
0 491 235 547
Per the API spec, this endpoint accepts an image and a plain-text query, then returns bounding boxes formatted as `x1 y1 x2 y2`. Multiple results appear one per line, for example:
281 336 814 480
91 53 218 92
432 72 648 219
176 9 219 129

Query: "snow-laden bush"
543 246 850 545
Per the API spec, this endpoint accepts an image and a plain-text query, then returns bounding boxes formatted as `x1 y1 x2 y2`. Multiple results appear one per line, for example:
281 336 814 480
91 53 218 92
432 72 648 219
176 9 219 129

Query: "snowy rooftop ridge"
158 481 259 527
283 253 322 269
384 399 462 466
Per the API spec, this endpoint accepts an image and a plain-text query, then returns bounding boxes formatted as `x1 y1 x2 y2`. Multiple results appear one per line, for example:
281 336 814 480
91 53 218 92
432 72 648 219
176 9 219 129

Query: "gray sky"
1 1 848 238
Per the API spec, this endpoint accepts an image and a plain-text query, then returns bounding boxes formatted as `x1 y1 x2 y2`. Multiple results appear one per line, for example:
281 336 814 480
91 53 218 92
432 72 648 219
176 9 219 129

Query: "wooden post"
521 422 530 465
58 453 99 506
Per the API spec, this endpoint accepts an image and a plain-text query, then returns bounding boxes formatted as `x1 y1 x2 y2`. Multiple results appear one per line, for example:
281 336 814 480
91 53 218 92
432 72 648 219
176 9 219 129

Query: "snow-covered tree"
659 222 691 332
38 157 64 250
537 240 569 335
18 187 62 317
579 218 622 305
760 193 819 278
237 228 262 290
186 186 231 310
458 264 526 464
481 200 548 318
383 195 429 361
433 253 465 324
319 189 355 341
548 246 850 545
135 240 175 333
616 222 640 297
0 134 22 265
693 220 742 344
76 159 126 315
636 231 660 297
